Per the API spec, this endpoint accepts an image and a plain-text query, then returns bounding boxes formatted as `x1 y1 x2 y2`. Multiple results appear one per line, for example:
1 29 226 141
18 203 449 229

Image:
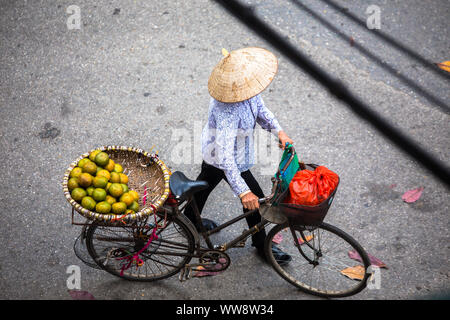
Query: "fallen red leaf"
402 187 424 203
272 232 283 244
272 230 313 246
68 290 96 300
348 250 387 269
192 266 223 278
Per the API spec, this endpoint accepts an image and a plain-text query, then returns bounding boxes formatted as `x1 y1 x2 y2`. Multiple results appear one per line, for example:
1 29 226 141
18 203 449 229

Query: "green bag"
272 144 299 205
277 144 299 189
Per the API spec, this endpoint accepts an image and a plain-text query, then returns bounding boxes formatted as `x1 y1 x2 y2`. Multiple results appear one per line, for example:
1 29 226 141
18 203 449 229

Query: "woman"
183 47 293 264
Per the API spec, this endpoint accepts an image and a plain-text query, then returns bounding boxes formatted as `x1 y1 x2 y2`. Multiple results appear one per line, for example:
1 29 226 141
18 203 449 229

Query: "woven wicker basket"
62 146 171 223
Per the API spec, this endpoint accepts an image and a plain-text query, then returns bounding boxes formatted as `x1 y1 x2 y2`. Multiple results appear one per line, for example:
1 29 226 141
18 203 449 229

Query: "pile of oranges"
68 150 140 214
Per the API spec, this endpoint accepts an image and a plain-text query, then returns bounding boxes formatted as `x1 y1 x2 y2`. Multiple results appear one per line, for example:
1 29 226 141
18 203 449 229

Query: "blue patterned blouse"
201 94 282 196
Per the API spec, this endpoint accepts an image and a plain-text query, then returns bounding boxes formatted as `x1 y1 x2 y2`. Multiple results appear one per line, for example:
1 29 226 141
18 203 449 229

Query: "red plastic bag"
287 166 339 206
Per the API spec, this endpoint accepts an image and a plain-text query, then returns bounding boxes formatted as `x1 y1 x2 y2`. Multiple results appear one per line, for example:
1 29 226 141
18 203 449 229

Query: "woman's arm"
255 95 293 149
254 95 283 135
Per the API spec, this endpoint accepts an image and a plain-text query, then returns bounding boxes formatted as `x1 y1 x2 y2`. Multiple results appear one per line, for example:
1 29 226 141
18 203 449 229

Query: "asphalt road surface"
0 0 449 300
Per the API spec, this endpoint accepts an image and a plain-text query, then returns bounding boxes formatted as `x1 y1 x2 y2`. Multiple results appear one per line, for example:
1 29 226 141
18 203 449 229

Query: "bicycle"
78 145 372 298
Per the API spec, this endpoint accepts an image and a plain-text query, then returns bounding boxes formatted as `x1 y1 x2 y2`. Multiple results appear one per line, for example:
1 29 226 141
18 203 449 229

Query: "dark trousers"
183 161 266 248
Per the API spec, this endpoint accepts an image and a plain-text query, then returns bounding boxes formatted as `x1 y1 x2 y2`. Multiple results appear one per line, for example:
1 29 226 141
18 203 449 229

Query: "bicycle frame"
168 144 301 254
172 195 272 253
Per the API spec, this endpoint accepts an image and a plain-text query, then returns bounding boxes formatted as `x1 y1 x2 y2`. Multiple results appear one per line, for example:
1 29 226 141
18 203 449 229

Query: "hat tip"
221 48 229 57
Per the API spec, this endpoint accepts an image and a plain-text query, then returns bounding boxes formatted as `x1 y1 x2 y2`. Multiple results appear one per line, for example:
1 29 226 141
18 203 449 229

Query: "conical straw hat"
208 47 278 103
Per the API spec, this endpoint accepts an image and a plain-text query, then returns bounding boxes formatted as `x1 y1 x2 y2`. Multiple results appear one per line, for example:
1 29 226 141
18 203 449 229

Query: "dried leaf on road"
68 290 96 300
348 250 388 268
273 231 313 245
402 187 424 203
272 232 283 244
340 265 365 281
436 61 450 73
298 234 314 245
192 266 223 278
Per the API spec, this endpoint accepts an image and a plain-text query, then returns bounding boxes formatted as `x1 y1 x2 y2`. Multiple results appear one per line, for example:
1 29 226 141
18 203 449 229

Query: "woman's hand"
278 130 294 149
240 192 260 210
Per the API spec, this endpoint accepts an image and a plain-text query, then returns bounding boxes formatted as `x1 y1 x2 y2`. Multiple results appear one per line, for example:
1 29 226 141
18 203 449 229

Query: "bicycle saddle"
169 171 209 200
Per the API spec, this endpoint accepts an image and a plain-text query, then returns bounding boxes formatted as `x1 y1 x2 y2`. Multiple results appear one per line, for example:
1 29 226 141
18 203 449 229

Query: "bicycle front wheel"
266 222 371 298
86 214 195 281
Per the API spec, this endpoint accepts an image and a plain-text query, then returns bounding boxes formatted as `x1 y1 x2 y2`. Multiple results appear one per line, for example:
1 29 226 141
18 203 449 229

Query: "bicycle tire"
86 213 196 282
265 221 371 298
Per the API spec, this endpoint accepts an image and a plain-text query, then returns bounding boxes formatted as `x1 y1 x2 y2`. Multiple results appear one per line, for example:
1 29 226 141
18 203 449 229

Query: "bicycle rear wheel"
86 214 195 281
266 222 371 298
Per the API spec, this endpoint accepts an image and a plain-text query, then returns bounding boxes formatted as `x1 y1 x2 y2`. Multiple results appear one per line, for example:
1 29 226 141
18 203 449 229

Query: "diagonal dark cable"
213 0 450 188
317 0 450 80
289 0 449 115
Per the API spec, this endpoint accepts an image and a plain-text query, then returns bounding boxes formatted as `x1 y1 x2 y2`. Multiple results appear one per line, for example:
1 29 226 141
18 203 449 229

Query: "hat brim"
208 47 278 103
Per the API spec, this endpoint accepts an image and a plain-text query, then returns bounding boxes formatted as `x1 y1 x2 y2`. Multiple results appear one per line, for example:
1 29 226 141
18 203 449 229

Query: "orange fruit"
94 152 110 167
89 150 101 162
93 176 108 188
111 202 127 214
128 190 139 201
71 188 87 202
78 173 93 188
119 173 128 184
113 164 123 173
67 178 79 191
121 184 129 193
81 196 96 211
83 161 97 175
109 183 124 198
110 172 120 183
86 186 95 196
105 195 117 205
78 158 90 168
92 188 107 202
95 201 111 214
70 167 83 179
104 159 115 172
128 201 140 212
120 193 134 206
96 169 111 181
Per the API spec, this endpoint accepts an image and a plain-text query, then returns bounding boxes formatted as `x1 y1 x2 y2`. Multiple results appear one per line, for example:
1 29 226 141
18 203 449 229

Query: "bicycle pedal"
234 230 248 248
179 263 209 282
178 267 186 282
179 265 192 282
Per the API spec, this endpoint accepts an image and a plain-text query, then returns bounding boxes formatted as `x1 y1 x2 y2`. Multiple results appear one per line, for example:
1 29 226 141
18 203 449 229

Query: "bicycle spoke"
267 222 370 297
320 255 354 269
86 216 195 281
